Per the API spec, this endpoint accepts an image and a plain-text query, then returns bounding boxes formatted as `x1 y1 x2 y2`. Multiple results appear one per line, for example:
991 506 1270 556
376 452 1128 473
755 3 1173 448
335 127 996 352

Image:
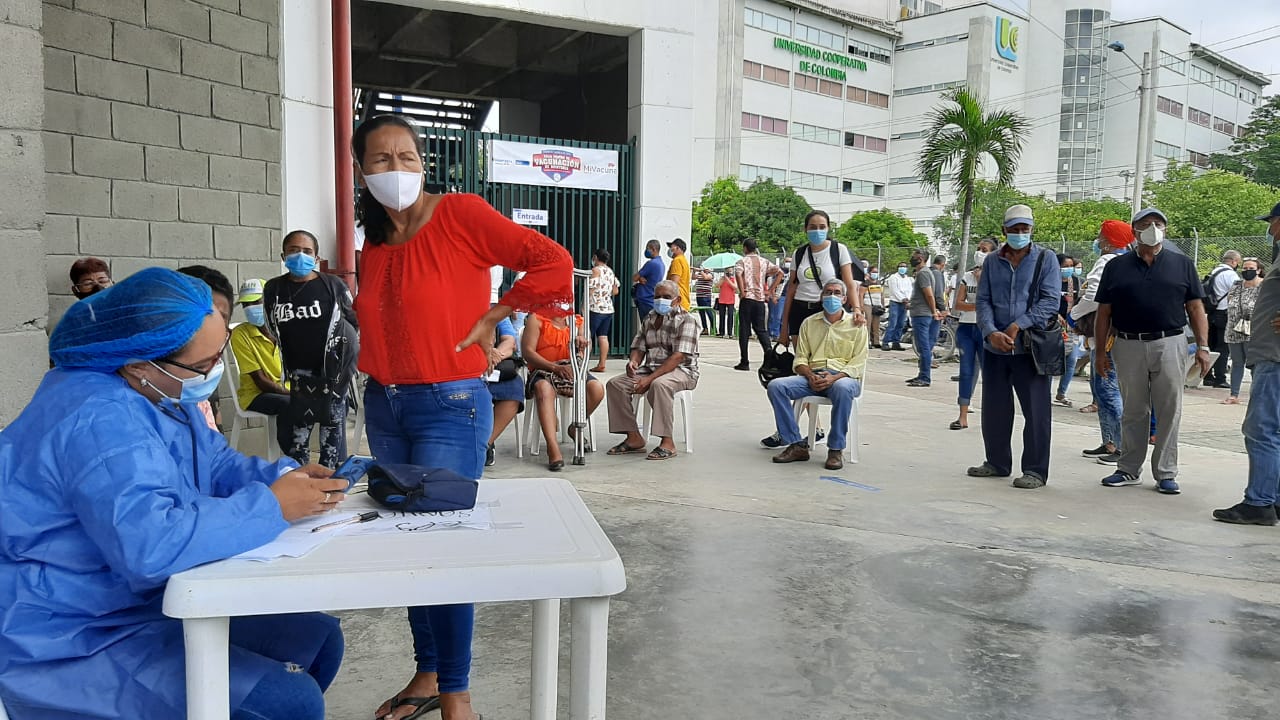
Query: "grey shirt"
909 268 943 317
1248 271 1280 367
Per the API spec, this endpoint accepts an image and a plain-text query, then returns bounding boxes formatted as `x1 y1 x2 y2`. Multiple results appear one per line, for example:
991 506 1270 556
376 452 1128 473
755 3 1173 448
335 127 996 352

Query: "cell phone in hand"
332 454 375 492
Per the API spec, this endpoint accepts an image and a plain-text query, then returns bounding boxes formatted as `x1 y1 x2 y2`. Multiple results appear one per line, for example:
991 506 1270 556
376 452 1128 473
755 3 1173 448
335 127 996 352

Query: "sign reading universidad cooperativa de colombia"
773 37 868 82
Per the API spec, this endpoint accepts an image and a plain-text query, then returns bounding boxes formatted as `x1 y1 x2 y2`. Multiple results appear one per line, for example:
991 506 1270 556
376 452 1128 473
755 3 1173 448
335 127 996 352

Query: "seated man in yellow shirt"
230 279 289 418
768 279 869 470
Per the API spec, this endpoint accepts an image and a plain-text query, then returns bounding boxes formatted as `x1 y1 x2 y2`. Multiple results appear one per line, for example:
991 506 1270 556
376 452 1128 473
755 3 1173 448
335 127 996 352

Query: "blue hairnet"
50 267 214 371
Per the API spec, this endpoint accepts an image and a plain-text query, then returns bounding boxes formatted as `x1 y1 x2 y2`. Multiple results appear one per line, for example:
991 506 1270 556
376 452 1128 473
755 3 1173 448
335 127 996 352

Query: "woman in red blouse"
354 115 572 720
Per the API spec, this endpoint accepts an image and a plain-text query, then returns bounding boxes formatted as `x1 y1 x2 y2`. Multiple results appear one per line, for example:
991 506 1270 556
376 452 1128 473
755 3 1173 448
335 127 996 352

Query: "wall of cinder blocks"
42 0 285 324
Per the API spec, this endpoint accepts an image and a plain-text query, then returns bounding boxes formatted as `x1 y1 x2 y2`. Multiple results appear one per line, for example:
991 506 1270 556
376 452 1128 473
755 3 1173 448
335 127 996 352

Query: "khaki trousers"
606 369 696 439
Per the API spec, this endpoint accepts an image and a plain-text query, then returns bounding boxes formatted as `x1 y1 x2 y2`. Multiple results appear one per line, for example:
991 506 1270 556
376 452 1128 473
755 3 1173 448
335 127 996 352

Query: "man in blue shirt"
632 238 666 319
967 204 1062 489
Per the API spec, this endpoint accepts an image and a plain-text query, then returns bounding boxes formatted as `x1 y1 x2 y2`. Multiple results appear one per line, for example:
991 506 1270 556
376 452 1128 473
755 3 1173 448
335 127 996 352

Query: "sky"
1116 0 1280 80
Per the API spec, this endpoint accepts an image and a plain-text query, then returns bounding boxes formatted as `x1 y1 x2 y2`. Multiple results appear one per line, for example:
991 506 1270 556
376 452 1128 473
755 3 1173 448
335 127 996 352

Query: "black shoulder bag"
1018 249 1065 376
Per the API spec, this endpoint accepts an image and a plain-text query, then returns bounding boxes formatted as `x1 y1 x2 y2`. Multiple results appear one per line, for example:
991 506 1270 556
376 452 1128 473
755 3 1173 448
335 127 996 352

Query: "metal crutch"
569 267 593 465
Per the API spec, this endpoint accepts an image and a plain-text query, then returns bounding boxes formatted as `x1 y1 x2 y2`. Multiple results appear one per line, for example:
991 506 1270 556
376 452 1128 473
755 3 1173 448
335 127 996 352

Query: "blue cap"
1131 207 1168 225
1256 202 1280 222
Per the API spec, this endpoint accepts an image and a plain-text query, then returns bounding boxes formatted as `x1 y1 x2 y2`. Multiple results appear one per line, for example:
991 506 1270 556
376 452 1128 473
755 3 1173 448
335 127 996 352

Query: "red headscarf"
1099 220 1134 250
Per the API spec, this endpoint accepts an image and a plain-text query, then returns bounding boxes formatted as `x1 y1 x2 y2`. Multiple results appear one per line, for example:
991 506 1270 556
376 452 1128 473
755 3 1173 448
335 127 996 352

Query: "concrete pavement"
326 334 1276 720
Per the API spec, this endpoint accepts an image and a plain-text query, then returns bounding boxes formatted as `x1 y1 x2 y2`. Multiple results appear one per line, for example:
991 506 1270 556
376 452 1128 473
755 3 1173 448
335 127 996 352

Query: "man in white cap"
229 278 289 422
1093 207 1211 495
967 204 1061 489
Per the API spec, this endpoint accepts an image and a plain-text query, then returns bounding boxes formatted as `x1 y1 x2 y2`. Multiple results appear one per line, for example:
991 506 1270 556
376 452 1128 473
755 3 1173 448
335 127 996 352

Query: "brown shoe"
772 443 810 463
824 450 844 470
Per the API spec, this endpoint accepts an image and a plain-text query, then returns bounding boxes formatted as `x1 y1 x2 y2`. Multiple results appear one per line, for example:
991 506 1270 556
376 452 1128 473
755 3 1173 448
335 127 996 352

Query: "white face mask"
363 170 422 212
1137 225 1165 247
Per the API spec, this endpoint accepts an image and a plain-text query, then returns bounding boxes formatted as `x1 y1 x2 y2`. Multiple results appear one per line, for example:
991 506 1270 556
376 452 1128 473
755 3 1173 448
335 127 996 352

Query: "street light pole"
1130 51 1152 213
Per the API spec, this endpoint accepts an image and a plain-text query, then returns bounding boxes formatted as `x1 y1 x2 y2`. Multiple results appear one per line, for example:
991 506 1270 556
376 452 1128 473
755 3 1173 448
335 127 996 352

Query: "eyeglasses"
157 332 231 380
74 278 113 290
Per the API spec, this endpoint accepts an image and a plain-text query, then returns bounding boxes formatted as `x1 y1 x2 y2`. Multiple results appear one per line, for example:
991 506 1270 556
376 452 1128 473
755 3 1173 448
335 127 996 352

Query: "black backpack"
1202 267 1235 307
758 343 795 389
793 243 866 289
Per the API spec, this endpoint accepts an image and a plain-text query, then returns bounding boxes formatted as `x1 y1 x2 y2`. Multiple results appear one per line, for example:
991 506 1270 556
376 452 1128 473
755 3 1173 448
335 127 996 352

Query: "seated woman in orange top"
521 313 604 471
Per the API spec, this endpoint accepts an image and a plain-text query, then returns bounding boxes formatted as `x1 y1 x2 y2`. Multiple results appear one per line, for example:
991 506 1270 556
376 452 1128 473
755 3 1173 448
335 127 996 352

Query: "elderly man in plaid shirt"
605 280 700 461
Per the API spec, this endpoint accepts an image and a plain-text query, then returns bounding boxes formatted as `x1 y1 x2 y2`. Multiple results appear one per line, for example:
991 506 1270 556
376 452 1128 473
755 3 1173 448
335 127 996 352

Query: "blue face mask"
1060 267 1074 279
1005 233 1032 250
822 295 844 314
644 249 653 259
149 360 225 404
284 252 318 277
654 298 674 315
1073 267 1083 277
244 305 266 327
870 272 880 281
897 267 908 276
666 249 675 259
806 229 828 246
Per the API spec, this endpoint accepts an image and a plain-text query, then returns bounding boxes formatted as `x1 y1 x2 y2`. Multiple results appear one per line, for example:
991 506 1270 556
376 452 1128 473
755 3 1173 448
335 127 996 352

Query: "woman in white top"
588 248 620 372
951 240 996 430
779 210 865 345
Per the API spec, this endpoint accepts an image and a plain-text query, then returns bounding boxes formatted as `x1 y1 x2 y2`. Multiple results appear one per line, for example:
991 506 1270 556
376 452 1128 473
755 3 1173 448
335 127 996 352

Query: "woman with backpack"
778 210 866 346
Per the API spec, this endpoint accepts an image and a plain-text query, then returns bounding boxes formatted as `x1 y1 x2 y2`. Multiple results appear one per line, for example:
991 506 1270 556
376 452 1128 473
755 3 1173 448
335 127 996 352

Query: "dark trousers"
1207 308 1229 384
696 296 713 332
247 392 290 415
981 350 1052 480
738 298 770 364
716 302 735 336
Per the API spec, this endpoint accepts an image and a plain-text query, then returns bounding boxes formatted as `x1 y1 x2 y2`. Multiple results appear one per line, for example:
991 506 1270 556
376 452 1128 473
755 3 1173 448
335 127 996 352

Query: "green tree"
833 208 927 270
1032 197 1132 249
1210 95 1280 188
1145 162 1280 239
690 177 811 256
932 180 1029 247
917 88 1031 288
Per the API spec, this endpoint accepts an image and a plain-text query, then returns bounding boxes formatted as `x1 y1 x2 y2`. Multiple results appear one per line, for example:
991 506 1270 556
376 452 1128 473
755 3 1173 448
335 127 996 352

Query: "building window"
889 176 918 185
842 178 885 196
1189 65 1213 84
1213 116 1236 136
1240 87 1259 105
848 39 892 64
1237 125 1247 139
742 112 760 131
742 113 789 135
844 132 888 153
1156 96 1183 118
796 23 843 51
1159 51 1185 75
819 79 842 98
1189 107 1211 127
795 74 819 93
740 163 787 184
745 60 789 85
1215 76 1238 96
743 60 761 80
894 80 962 97
1153 141 1181 160
744 8 791 35
791 171 840 192
897 33 967 52
891 130 926 140
848 85 889 108
793 123 842 146
1188 150 1211 168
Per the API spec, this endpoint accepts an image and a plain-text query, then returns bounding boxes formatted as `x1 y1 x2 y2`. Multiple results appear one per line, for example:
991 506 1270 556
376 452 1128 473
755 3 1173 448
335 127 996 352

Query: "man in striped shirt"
734 238 785 371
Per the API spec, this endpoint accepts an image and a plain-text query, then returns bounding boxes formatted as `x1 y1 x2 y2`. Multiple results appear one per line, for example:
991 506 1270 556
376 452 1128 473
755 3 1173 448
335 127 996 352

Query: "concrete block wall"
43 0 284 324
0 0 52 426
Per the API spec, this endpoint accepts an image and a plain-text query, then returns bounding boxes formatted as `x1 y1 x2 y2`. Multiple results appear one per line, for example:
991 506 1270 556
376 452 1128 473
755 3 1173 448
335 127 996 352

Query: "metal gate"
419 129 636 356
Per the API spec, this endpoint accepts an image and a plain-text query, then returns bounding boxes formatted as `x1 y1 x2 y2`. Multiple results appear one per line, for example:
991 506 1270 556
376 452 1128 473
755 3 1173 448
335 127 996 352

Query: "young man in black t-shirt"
263 229 359 468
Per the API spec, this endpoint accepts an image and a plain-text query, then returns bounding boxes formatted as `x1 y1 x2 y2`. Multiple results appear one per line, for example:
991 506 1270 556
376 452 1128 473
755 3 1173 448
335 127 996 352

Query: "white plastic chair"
221 339 281 461
792 375 866 464
631 388 695 453
524 393 595 457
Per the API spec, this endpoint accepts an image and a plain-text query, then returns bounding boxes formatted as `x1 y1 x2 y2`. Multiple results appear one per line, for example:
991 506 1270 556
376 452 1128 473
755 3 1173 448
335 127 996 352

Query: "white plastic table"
163 478 626 720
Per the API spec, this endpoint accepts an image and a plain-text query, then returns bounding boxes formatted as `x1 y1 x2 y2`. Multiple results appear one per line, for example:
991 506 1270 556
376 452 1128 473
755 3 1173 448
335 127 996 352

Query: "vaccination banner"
488 140 620 192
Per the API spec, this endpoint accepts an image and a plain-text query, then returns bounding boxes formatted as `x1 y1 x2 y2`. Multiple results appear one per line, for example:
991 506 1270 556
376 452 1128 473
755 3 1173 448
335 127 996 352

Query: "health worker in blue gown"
0 267 350 720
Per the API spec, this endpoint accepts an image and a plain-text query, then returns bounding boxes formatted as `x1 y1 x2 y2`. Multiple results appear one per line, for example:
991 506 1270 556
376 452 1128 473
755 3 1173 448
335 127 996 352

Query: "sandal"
1078 403 1098 414
949 420 967 430
646 447 677 460
1221 397 1240 405
607 441 646 455
381 696 440 720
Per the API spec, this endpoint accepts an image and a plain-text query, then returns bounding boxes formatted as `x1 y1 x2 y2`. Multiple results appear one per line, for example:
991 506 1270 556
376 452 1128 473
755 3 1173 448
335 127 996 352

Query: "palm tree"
917 88 1031 284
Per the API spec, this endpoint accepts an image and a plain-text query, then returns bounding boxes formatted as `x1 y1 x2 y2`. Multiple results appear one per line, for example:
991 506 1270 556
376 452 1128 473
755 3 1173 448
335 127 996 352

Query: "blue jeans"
956 323 983 406
231 613 344 720
364 378 492 693
1242 361 1280 506
768 295 784 339
884 302 908 344
1090 348 1122 448
912 315 937 382
1056 337 1086 396
767 374 862 450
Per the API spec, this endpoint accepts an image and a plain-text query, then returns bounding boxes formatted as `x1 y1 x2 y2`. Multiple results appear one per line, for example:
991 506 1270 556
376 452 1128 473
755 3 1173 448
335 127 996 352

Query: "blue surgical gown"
0 369 298 718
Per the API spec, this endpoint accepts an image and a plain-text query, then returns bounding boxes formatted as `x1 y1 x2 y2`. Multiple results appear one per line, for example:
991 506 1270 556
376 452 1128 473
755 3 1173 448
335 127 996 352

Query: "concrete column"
712 0 745 180
280 0 337 259
0 0 49 427
627 27 695 260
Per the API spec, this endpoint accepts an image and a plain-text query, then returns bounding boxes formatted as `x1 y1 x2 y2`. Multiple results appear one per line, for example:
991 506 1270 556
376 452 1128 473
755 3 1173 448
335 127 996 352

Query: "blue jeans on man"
912 314 937 383
1090 348 1122 449
364 377 492 693
767 373 862 450
1242 361 1280 506
768 295 784 340
884 302 908 345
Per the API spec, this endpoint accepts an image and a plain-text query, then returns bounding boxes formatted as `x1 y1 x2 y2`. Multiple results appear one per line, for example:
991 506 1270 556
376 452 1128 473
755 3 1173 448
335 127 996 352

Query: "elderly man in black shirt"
1093 208 1211 495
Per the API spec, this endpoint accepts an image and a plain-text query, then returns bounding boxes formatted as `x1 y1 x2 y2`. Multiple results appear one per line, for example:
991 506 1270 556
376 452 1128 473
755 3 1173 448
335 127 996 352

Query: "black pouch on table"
367 463 479 512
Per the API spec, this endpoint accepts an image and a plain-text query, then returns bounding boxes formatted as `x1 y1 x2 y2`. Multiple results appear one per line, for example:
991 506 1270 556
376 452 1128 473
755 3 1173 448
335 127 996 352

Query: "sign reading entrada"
774 37 867 81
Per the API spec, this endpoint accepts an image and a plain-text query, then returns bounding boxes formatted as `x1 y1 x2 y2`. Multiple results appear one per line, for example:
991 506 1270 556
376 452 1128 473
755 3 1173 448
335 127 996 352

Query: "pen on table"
311 511 380 533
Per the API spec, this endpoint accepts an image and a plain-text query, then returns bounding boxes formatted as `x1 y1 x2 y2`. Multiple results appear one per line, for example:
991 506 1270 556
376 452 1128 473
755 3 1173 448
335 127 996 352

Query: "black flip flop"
387 696 440 720
949 421 967 430
607 441 646 455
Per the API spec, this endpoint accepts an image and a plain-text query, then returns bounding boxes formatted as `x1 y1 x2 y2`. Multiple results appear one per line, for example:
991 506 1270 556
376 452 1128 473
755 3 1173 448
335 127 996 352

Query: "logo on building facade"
995 16 1019 62
532 149 582 183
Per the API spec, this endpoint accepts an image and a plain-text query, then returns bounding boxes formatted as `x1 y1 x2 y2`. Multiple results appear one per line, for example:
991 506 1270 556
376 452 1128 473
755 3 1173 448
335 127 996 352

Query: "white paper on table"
340 504 494 536
232 512 360 562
